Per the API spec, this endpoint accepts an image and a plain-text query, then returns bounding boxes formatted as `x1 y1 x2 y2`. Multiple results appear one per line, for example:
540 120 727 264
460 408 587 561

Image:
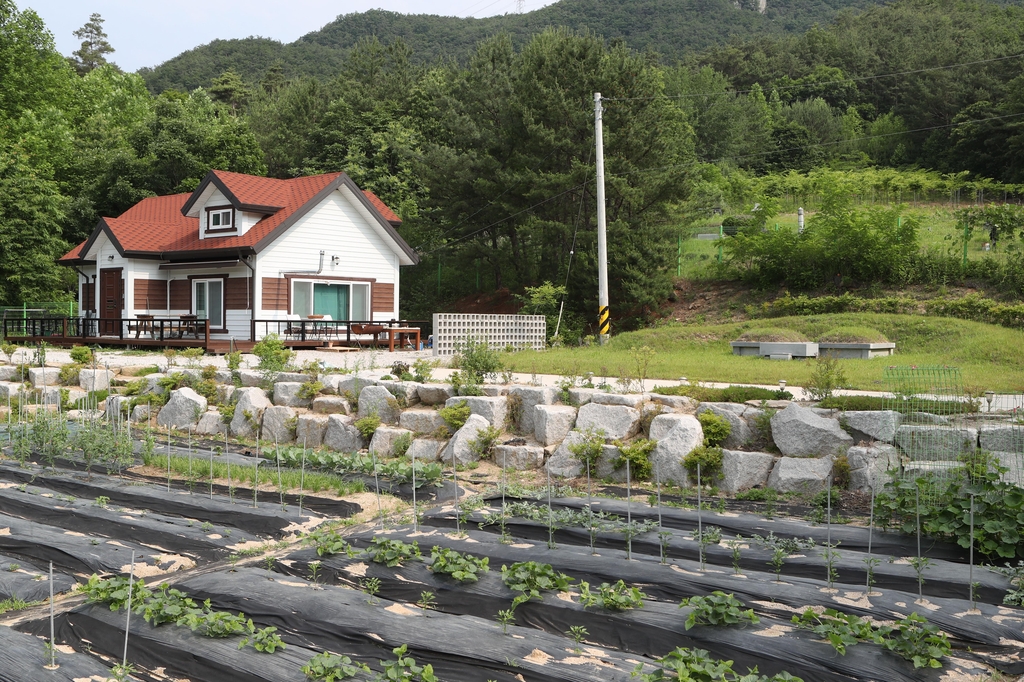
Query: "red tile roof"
59 171 406 263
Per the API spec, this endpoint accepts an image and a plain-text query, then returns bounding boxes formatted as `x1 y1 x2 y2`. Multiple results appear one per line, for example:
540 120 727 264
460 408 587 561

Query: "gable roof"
60 171 417 266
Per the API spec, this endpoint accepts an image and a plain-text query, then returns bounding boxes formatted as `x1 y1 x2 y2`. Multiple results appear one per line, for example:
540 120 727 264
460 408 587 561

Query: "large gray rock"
418 383 455 406
767 457 834 495
399 409 446 434
534 405 577 446
196 410 227 436
440 413 490 466
230 387 272 439
358 385 401 424
324 414 364 452
296 414 329 448
444 396 507 429
841 411 901 443
648 394 697 412
144 374 167 395
595 444 627 482
696 403 761 449
105 395 130 418
217 384 235 405
991 451 1024 486
312 395 350 415
28 367 59 388
78 369 113 391
379 380 421 407
846 444 900 492
568 388 599 406
479 385 507 397
650 415 703 486
0 366 16 381
273 382 310 408
508 386 555 434
770 404 853 457
276 371 311 383
493 444 545 470
980 425 1024 454
338 373 378 397
0 382 22 400
157 387 207 430
894 425 977 461
369 426 413 457
130 404 151 424
237 369 264 387
406 438 445 463
719 450 776 493
319 373 344 394
575 403 640 440
545 431 587 478
262 405 297 443
648 413 694 441
591 392 645 407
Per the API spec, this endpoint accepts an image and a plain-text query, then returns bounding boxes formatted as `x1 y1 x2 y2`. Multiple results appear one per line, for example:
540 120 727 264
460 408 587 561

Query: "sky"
19 0 555 72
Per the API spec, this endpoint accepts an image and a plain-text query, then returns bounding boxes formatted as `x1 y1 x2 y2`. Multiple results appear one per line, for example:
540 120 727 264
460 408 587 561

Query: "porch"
1 316 426 353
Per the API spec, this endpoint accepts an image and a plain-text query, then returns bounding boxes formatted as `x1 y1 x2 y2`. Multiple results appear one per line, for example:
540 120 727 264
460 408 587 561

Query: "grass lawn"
507 312 1024 392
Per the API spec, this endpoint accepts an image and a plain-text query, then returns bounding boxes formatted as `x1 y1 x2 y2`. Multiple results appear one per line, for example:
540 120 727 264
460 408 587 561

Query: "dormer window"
205 206 235 233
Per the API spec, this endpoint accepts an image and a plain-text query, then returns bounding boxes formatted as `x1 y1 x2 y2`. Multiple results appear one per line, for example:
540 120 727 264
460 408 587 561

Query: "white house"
58 170 418 347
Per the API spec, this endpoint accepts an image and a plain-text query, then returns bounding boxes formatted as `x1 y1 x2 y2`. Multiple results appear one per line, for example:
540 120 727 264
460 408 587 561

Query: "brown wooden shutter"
225 277 251 310
169 279 191 310
372 283 394 313
261 277 288 311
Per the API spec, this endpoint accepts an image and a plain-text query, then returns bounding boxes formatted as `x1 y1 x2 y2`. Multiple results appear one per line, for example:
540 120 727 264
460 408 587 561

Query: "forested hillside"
140 0 879 92
5 0 1024 341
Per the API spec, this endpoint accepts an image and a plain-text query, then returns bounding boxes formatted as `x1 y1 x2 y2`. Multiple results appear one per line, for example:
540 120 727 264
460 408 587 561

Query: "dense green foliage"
141 0 876 92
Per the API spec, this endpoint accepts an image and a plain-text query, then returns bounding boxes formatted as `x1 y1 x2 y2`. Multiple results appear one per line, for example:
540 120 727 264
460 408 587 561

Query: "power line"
602 52 1024 102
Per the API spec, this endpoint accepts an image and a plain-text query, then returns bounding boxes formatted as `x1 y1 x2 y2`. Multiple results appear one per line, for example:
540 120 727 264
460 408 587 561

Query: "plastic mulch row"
0 554 75 603
0 625 116 682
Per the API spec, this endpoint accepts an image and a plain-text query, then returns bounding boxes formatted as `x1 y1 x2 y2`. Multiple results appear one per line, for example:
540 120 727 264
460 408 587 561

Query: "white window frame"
193 278 225 329
206 207 234 231
290 279 371 321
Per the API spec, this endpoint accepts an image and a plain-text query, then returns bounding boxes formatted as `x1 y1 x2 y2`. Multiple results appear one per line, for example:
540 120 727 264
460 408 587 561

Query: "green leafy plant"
568 625 589 650
80 574 151 611
354 413 381 440
181 604 250 638
429 546 489 583
614 438 656 480
501 561 573 603
567 427 606 469
94 495 109 507
726 536 744 574
302 652 370 681
697 411 732 447
679 592 759 630
379 643 438 682
469 425 501 458
908 555 934 594
392 431 413 458
882 613 951 669
805 354 848 402
298 380 324 401
683 445 723 485
225 351 243 372
135 584 200 626
990 561 1024 605
438 400 471 433
791 607 881 655
578 580 646 611
240 624 287 653
367 537 421 567
632 646 803 681
361 577 381 603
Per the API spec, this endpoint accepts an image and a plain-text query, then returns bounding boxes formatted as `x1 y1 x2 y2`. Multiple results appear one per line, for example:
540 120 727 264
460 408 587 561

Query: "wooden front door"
99 268 122 335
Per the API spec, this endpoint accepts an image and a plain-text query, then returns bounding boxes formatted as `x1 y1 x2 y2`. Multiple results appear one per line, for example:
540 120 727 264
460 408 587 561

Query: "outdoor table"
177 315 200 338
134 314 155 338
386 327 420 352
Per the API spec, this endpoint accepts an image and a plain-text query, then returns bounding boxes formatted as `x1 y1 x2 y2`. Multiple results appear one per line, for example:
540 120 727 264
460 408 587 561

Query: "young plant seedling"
496 608 516 635
361 577 381 604
568 625 589 653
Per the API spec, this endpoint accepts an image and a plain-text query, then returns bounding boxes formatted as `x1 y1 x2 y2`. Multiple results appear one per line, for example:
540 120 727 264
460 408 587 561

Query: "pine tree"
70 12 114 75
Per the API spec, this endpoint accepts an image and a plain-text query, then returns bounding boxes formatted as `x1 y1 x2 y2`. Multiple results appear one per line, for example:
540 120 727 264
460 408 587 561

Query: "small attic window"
206 206 235 232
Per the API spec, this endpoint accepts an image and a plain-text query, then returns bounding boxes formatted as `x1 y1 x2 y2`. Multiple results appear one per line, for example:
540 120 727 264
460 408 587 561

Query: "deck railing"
1 317 211 346
251 319 426 347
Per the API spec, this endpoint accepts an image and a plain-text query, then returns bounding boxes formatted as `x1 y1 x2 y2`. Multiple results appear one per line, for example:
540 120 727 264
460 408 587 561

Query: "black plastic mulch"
344 527 1024 662
421 507 1013 602
0 554 75 603
273 548 943 682
173 567 649 682
0 625 116 682
0 462 335 537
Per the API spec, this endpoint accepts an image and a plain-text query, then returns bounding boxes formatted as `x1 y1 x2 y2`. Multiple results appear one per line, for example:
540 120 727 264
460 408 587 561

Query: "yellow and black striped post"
598 306 610 336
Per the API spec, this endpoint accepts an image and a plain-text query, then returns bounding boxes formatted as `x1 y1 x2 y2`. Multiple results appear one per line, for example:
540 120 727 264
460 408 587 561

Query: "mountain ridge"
140 0 882 92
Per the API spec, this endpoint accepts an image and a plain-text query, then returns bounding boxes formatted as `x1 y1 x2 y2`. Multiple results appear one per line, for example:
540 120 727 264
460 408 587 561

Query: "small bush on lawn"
697 411 731 447
69 345 93 364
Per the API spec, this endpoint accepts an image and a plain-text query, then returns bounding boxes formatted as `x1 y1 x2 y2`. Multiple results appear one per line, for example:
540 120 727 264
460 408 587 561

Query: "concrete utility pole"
594 92 610 344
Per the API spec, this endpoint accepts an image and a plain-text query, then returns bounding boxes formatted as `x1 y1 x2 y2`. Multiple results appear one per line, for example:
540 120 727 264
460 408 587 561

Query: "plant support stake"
411 442 417 532
866 481 875 592
123 551 135 669
626 456 632 560
697 462 704 571
916 485 922 600
48 561 55 668
299 440 306 519
969 492 976 608
451 445 460 535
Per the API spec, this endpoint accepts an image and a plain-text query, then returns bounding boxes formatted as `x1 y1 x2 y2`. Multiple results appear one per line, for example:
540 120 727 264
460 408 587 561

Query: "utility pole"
594 92 610 344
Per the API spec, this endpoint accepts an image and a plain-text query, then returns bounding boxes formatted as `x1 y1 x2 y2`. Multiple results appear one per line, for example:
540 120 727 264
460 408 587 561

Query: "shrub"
58 363 81 386
455 338 503 383
567 427 605 469
469 425 501 457
805 354 848 402
354 413 381 440
393 432 413 458
252 334 292 372
225 351 242 371
683 445 723 485
297 380 323 401
614 438 656 480
697 411 731 447
412 358 436 383
832 454 851 489
69 345 93 364
438 400 471 432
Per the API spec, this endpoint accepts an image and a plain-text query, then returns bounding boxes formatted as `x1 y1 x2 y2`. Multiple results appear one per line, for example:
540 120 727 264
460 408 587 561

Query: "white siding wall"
256 187 400 323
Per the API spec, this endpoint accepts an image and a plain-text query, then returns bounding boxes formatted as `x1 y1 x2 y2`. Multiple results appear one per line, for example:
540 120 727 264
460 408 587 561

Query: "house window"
207 208 234 231
194 279 224 328
291 280 370 320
